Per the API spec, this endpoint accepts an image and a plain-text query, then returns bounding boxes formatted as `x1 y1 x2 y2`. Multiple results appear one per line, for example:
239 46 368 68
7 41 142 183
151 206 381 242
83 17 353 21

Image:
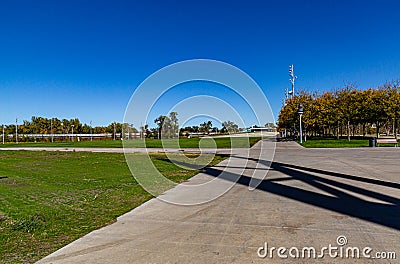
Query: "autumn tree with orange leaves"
278 82 400 141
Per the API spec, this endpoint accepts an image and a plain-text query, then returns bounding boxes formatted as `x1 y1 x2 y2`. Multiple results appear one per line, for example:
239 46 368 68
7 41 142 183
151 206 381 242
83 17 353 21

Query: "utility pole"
90 120 93 141
283 65 298 139
285 87 289 101
51 118 54 142
61 122 64 141
283 65 298 106
15 118 18 144
288 64 297 98
113 122 116 140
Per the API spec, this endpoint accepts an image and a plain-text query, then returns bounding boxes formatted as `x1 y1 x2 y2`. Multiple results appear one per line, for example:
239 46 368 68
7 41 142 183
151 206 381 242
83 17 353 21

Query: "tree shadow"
156 154 231 170
204 158 400 231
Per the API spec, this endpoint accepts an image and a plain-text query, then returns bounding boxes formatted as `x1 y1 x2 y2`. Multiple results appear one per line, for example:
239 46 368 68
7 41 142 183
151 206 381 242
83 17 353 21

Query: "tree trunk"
385 122 391 136
393 120 395 137
337 121 340 140
340 123 343 137
363 123 366 137
347 120 351 141
304 127 307 142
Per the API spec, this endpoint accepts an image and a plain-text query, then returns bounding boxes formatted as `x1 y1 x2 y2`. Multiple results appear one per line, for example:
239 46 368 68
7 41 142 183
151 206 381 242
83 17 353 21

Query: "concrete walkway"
37 140 400 263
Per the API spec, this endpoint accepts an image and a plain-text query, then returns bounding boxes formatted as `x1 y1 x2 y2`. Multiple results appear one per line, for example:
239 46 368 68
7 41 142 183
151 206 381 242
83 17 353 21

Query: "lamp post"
113 122 116 140
71 124 74 142
51 118 54 143
298 104 304 144
90 120 93 141
15 118 18 144
61 122 64 141
289 64 297 98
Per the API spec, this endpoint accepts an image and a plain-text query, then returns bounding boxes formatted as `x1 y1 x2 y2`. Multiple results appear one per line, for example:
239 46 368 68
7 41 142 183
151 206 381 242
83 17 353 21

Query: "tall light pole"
71 124 74 142
61 122 64 142
289 64 297 98
113 122 116 140
284 87 289 104
298 104 304 144
15 118 18 144
51 118 54 143
90 120 93 141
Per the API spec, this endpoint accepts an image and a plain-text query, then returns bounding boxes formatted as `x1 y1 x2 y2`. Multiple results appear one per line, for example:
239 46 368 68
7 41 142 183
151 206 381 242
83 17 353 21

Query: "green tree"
222 121 239 133
336 87 359 141
168 112 179 138
154 115 168 139
200 121 212 134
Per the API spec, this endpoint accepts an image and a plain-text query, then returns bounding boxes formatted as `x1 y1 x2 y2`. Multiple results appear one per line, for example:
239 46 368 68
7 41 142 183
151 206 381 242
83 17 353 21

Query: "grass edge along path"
0 137 262 149
298 138 399 148
0 151 228 263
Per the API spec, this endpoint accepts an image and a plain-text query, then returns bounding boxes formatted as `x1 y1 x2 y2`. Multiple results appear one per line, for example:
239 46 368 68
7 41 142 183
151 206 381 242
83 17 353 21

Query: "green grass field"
0 151 227 263
1 137 261 149
300 137 400 148
299 138 369 148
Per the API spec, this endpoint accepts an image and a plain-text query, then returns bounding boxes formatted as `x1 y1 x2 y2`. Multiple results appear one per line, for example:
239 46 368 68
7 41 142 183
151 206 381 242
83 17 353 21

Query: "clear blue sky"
1 0 399 127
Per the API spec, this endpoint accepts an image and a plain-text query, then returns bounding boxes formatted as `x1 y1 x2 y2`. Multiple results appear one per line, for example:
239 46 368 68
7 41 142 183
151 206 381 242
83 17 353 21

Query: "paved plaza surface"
38 140 400 263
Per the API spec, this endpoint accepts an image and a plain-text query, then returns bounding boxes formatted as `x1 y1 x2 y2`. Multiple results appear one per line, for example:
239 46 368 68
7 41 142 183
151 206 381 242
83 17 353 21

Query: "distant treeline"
0 117 133 142
2 117 131 134
1 114 246 142
278 82 400 140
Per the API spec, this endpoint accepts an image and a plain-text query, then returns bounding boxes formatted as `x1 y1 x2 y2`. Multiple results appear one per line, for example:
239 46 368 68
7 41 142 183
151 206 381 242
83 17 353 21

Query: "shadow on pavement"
204 157 400 231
